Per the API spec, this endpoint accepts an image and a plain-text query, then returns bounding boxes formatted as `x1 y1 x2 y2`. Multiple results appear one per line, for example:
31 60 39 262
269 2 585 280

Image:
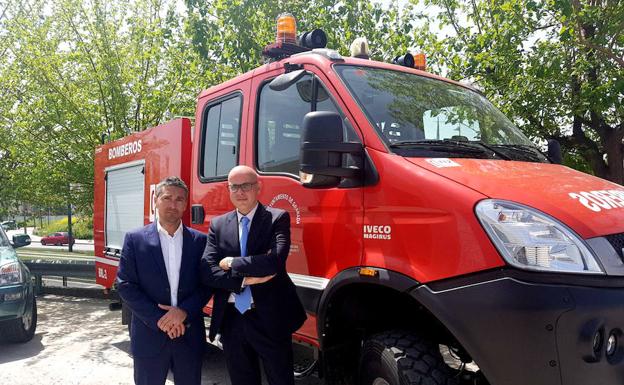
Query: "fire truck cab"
94 20 624 385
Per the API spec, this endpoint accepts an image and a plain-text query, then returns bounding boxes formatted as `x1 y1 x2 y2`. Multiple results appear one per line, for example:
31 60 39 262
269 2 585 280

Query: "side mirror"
12 234 31 248
300 111 363 188
547 139 562 164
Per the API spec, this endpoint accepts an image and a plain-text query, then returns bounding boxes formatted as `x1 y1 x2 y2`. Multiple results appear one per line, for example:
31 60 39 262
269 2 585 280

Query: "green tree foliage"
184 0 418 76
0 0 415 215
34 216 93 239
0 0 209 214
414 0 624 183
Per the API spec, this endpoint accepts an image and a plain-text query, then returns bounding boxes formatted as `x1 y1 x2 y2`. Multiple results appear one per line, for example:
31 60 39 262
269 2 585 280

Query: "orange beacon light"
276 13 297 44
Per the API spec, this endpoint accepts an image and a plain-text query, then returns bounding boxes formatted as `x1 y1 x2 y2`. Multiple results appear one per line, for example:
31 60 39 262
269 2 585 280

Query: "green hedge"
35 217 93 240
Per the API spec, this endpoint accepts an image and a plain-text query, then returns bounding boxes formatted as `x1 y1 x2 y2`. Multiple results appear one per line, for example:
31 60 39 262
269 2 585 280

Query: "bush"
35 216 93 240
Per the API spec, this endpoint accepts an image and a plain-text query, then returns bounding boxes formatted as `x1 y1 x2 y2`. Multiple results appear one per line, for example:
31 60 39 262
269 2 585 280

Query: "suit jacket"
117 223 210 358
201 203 306 341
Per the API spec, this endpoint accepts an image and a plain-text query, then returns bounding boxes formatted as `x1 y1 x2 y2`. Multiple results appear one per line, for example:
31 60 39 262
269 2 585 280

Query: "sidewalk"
0 295 321 385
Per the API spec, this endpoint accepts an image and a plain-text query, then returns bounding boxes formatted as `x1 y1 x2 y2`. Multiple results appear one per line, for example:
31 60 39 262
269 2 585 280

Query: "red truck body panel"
408 158 624 238
94 119 192 288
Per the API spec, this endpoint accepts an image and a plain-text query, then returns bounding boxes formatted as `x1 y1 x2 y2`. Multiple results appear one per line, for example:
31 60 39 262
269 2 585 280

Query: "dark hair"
155 176 188 197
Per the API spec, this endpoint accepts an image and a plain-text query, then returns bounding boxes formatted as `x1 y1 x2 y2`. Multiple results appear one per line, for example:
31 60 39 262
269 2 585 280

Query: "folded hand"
219 257 233 271
157 304 188 339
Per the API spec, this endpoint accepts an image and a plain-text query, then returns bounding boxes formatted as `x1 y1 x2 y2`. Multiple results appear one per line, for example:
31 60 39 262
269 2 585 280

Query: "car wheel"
41 240 45 246
0 295 37 343
56 242 61 246
358 331 460 385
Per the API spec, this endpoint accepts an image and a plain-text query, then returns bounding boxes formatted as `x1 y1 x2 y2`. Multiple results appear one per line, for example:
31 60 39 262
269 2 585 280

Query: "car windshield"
335 65 548 162
0 226 10 247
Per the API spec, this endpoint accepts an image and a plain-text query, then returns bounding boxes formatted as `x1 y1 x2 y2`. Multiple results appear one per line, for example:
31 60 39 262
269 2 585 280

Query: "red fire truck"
94 15 624 385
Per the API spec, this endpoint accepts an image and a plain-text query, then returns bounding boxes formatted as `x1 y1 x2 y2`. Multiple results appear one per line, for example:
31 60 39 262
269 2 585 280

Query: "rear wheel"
0 295 37 343
359 331 460 385
41 240 45 246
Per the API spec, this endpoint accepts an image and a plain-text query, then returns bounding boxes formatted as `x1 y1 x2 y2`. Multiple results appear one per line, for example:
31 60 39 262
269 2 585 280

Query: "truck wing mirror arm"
269 69 307 91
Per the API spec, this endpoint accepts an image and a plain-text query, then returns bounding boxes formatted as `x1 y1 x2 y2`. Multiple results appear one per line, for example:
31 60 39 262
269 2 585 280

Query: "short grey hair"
155 176 188 197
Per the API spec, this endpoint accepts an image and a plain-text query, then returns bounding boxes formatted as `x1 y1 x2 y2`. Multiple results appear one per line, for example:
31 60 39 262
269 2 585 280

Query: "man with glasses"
201 165 306 385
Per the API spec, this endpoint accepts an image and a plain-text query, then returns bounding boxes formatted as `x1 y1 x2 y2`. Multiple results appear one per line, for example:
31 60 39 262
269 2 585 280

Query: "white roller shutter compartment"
105 163 145 250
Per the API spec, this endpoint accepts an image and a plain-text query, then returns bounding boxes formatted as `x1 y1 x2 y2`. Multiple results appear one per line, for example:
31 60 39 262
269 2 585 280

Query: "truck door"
192 90 247 233
99 161 145 282
249 68 364 327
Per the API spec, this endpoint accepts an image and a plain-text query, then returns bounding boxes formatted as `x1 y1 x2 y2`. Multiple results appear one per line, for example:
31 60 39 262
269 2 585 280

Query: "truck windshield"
335 65 548 162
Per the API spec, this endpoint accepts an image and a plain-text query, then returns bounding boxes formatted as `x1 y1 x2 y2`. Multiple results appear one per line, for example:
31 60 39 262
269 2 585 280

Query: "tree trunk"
571 115 608 179
603 130 624 185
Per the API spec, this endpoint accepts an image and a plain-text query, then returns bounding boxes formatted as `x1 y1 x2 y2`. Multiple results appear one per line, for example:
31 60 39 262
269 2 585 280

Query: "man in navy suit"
117 176 209 385
201 165 306 385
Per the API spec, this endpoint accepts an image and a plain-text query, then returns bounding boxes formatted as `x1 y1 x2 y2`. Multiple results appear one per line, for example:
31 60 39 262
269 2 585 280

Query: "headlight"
0 262 23 286
475 199 604 274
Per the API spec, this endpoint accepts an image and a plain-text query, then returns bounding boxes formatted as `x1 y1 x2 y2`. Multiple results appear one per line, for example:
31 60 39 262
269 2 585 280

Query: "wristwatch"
227 257 233 269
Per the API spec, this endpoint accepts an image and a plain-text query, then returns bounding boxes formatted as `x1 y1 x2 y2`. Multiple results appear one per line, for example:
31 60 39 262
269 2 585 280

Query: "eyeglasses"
228 182 257 193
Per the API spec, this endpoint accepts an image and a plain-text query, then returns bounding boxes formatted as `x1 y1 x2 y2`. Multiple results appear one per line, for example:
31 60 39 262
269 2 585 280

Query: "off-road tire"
0 295 37 343
359 330 460 385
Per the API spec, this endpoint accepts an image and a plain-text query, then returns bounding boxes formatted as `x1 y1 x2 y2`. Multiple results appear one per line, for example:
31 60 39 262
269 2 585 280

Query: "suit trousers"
133 337 203 385
221 305 295 385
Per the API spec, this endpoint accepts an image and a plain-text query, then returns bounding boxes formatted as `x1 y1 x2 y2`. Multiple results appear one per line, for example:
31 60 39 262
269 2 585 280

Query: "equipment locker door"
105 162 145 251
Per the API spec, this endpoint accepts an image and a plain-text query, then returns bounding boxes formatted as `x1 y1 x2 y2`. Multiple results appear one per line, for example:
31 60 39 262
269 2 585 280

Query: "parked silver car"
0 226 36 343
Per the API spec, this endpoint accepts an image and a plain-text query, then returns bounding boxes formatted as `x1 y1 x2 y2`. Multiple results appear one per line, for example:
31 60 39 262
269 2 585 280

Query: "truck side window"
201 95 242 178
257 75 358 175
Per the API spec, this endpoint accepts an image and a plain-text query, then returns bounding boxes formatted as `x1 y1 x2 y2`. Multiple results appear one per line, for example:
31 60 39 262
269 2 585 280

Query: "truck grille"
605 233 624 261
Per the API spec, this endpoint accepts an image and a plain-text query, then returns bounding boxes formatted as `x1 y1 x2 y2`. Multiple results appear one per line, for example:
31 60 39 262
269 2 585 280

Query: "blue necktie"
234 216 252 313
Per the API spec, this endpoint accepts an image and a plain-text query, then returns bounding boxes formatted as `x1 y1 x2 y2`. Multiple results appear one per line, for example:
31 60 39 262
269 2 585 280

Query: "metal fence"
20 250 115 299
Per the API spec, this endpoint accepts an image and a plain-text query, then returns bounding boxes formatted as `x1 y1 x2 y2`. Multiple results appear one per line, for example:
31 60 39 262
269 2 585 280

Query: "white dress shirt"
157 220 183 307
228 203 258 303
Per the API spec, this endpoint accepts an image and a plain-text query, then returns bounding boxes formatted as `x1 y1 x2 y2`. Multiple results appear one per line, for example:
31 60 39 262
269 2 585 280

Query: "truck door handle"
191 205 205 224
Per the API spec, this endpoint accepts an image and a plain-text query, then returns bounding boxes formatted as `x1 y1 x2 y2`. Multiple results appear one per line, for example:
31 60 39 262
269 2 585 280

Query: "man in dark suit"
201 165 306 385
117 176 209 385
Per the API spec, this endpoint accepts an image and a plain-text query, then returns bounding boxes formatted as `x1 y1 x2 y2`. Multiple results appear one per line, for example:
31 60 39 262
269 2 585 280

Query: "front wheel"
0 295 37 343
359 331 460 385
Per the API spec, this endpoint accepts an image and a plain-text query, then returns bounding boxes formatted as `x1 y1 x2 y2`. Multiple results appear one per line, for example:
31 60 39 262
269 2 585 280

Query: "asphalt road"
6 229 94 253
0 295 322 385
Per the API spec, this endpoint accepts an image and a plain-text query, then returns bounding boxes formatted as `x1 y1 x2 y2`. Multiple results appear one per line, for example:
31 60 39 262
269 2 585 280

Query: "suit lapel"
246 203 266 255
178 226 192 287
146 222 168 282
226 211 240 255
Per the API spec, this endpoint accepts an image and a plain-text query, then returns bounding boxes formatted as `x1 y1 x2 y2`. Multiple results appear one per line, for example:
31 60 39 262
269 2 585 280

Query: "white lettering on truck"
269 193 301 224
569 190 624 212
108 139 143 160
364 225 392 240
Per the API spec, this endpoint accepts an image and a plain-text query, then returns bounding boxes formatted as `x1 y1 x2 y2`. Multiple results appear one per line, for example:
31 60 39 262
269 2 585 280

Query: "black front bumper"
412 270 624 385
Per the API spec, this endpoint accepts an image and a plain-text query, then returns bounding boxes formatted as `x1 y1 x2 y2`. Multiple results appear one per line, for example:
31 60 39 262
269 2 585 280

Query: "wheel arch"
315 268 470 383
